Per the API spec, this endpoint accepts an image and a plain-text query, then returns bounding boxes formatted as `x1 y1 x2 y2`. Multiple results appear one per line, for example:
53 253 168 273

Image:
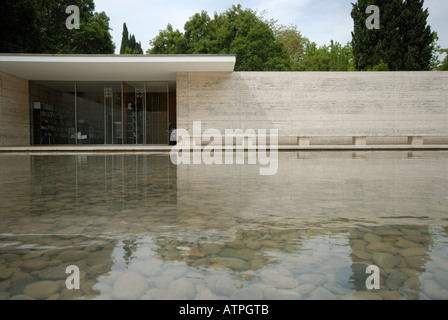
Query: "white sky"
94 0 448 56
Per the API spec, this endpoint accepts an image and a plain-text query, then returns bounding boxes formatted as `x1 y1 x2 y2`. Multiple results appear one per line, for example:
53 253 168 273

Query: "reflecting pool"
0 151 447 300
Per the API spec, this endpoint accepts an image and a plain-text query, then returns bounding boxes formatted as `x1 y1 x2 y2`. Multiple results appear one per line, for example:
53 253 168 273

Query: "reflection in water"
0 152 447 300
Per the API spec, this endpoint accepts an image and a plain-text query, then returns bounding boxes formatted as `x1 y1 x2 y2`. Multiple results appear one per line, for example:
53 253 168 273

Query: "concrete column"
352 137 367 146
297 137 310 146
408 136 423 145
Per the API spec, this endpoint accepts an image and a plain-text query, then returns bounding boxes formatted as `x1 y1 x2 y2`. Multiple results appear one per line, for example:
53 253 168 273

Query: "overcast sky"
94 0 448 56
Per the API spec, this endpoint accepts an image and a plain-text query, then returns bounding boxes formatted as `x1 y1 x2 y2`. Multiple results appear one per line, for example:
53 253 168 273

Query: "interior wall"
0 71 30 146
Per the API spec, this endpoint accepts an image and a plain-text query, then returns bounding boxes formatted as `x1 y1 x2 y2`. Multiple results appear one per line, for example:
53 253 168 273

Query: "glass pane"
123 82 145 145
30 81 76 145
146 82 169 145
76 82 121 145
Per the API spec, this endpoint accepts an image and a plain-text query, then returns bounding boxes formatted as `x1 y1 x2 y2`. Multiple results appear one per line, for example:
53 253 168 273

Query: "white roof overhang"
0 54 236 81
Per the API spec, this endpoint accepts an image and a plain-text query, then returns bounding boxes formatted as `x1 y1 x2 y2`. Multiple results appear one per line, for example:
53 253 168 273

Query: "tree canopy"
120 23 143 54
148 5 291 71
148 5 358 72
0 0 115 54
351 0 435 71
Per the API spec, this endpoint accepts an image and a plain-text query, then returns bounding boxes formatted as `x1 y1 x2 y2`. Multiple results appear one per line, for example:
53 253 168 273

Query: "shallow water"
0 151 447 300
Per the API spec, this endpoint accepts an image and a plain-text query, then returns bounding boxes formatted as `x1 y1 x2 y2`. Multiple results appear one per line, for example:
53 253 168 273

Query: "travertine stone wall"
177 72 448 145
0 71 29 146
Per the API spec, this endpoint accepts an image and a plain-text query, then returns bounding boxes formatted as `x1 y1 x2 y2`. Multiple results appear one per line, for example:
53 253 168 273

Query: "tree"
147 4 291 71
272 23 309 70
183 11 218 54
73 11 115 54
148 24 186 54
351 0 435 71
438 51 448 71
217 5 290 71
120 23 130 54
120 23 143 54
401 0 434 70
352 0 401 70
297 40 354 71
0 0 41 53
0 0 115 54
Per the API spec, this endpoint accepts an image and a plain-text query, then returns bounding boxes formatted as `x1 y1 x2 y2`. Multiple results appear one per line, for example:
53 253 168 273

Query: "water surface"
0 151 447 300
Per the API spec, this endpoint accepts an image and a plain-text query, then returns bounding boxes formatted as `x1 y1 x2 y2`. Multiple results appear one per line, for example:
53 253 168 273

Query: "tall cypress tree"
120 23 143 54
401 0 434 70
351 0 403 70
120 23 130 54
351 0 435 71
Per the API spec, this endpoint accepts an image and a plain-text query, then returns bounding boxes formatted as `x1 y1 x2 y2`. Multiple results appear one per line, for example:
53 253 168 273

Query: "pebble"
21 260 48 271
201 243 223 255
230 287 264 300
209 257 249 271
92 282 113 294
308 286 337 300
154 275 173 290
206 275 240 297
404 276 421 290
35 266 67 280
0 267 13 280
194 286 221 300
129 260 163 277
434 269 448 288
363 233 382 243
399 247 427 257
395 239 421 248
261 272 299 289
385 271 408 290
8 294 36 300
366 242 397 254
297 273 327 286
112 272 148 300
352 291 383 300
9 277 39 296
0 292 10 300
23 281 60 299
372 252 401 268
167 279 196 300
162 267 187 280
58 250 89 262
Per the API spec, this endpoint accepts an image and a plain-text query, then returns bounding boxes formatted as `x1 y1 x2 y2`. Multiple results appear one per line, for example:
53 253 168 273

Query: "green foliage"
0 0 41 53
120 23 143 54
351 0 435 71
73 12 115 54
272 23 309 70
0 0 115 54
438 50 448 71
148 4 291 71
149 24 185 54
297 41 355 71
120 23 130 54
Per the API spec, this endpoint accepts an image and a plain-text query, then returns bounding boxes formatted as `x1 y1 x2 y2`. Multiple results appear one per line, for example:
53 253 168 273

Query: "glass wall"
123 82 145 144
30 81 171 145
30 82 77 145
146 82 169 145
76 82 122 145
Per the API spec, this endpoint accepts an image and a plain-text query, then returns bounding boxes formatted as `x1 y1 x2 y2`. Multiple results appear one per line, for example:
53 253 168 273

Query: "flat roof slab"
0 54 236 81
